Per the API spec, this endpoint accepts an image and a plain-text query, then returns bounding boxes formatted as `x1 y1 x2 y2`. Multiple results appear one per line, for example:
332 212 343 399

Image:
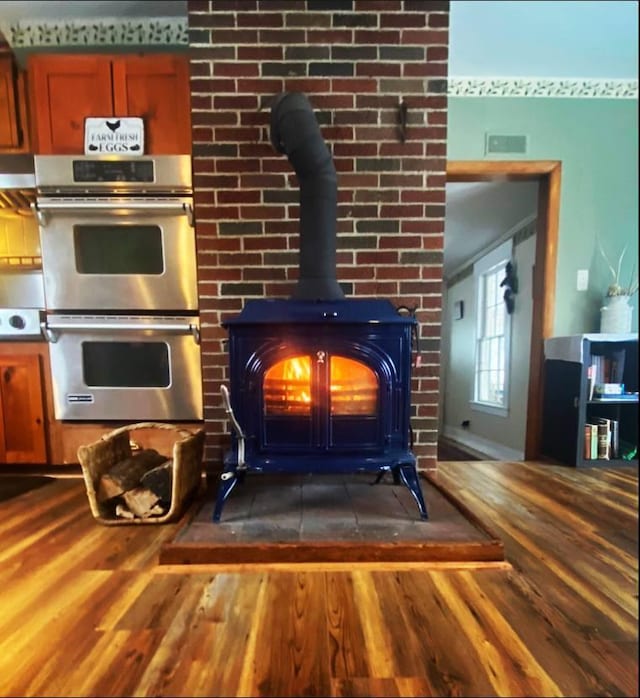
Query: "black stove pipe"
270 92 344 301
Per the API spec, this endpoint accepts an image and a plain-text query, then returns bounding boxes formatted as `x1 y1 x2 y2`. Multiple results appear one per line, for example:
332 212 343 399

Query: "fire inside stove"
264 355 377 416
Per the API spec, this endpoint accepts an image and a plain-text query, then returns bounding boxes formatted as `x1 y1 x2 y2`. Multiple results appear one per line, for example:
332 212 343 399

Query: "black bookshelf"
541 335 638 467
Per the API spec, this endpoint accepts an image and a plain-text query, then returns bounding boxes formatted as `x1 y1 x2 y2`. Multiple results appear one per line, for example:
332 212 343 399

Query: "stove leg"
398 464 429 520
212 470 239 523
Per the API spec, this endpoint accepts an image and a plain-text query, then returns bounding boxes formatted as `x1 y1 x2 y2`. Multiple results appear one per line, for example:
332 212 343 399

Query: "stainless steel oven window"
74 224 164 274
82 340 171 388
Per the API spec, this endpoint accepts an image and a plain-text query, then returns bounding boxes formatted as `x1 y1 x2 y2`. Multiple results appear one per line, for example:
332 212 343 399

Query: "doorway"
441 161 561 461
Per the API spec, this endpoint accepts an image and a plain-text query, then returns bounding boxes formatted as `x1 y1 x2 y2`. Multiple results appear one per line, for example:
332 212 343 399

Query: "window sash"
473 241 512 410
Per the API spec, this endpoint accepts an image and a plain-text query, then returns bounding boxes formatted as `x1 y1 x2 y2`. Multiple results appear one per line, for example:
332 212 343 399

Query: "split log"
115 503 135 520
122 487 165 518
140 460 174 504
97 449 167 502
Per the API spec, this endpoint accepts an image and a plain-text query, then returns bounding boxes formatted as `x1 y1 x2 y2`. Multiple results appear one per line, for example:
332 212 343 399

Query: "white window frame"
471 239 513 417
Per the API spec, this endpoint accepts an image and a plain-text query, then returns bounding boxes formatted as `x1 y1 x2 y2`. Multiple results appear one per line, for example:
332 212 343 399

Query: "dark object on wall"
398 99 408 142
270 92 343 301
453 300 464 320
500 261 518 314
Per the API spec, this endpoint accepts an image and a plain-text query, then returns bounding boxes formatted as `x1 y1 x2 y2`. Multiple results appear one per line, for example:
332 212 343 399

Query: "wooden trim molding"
445 160 562 460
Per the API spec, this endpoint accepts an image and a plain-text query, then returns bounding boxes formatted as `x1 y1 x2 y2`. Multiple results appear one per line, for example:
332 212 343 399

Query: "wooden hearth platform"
159 472 504 565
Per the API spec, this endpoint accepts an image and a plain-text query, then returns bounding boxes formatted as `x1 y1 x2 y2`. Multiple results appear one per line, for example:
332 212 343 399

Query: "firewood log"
140 460 174 504
97 449 167 502
115 503 135 519
122 487 164 518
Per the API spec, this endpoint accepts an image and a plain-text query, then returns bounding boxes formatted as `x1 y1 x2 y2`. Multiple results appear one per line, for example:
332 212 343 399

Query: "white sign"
84 117 145 155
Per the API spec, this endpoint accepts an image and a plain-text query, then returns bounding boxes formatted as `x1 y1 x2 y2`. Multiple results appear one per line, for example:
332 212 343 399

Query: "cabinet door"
112 55 191 154
0 55 20 149
28 54 114 154
0 354 47 463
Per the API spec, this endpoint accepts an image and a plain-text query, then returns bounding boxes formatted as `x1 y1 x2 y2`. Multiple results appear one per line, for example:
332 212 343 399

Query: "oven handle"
33 201 194 227
41 320 201 345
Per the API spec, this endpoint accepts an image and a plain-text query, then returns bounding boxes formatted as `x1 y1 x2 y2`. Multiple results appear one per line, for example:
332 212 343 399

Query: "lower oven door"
34 197 197 312
44 315 203 421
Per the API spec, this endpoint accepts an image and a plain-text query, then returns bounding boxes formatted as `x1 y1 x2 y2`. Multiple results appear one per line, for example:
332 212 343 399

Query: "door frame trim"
446 160 561 459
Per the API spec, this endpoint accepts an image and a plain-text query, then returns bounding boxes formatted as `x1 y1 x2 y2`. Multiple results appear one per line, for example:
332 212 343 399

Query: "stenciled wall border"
1 18 188 47
449 77 638 99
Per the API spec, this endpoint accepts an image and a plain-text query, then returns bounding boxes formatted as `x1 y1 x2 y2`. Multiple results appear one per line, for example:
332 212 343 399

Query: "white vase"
600 295 632 334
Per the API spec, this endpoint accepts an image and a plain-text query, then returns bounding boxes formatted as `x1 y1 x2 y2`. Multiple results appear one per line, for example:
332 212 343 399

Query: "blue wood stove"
213 298 428 521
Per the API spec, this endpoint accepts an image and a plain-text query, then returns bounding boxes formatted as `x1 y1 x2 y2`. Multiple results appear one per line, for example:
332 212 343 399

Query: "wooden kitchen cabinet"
0 347 47 464
0 52 31 152
28 53 191 154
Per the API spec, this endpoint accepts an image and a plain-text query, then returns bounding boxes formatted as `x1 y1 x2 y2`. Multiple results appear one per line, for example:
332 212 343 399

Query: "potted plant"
598 240 638 333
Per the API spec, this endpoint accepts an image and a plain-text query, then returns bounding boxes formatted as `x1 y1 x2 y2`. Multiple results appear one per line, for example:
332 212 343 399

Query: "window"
473 240 512 414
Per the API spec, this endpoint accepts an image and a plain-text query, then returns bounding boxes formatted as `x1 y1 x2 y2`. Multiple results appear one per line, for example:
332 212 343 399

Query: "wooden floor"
0 460 637 697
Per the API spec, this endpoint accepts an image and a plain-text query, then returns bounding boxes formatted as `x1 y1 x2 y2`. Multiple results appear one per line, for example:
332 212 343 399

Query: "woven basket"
77 422 205 525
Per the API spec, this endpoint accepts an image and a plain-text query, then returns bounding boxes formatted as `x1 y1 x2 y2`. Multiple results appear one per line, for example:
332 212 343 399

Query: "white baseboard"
443 426 524 462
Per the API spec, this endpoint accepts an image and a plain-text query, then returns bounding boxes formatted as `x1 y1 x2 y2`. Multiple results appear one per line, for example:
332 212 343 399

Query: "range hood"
0 154 36 211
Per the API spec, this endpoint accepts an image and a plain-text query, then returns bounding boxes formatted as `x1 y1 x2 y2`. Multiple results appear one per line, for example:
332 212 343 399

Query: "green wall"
447 97 639 336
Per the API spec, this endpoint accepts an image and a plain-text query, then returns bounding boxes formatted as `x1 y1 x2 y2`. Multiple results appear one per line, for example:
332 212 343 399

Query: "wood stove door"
256 347 390 453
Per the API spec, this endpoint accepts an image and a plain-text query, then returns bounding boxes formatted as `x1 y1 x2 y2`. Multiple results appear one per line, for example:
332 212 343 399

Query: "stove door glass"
330 356 377 415
264 355 312 415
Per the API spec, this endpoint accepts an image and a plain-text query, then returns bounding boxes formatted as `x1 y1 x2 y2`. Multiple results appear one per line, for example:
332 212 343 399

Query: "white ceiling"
445 181 539 278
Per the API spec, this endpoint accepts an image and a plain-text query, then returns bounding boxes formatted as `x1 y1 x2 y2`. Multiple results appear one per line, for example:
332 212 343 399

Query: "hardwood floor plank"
244 571 332 697
324 572 372 679
351 570 399 679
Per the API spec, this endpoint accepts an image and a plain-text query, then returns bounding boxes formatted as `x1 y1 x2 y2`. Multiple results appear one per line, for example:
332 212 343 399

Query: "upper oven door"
34 197 197 312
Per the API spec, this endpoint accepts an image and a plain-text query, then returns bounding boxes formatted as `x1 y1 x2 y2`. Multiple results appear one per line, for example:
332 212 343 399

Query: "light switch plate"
577 269 589 291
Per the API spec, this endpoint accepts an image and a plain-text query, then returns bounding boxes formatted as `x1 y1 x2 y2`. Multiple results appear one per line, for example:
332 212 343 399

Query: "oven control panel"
0 309 43 339
72 159 154 183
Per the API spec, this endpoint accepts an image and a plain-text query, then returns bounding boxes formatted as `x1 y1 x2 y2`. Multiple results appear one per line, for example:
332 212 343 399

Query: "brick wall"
187 0 449 469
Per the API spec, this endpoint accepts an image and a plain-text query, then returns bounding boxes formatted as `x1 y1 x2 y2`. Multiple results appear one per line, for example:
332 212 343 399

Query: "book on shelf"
584 423 600 459
595 418 611 460
611 420 620 459
584 424 593 460
587 363 597 401
590 349 626 388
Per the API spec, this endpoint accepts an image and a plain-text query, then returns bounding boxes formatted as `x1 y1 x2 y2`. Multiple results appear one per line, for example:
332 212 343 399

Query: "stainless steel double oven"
34 155 203 421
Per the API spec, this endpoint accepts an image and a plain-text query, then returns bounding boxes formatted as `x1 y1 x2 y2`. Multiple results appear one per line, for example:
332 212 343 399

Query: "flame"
264 354 377 417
